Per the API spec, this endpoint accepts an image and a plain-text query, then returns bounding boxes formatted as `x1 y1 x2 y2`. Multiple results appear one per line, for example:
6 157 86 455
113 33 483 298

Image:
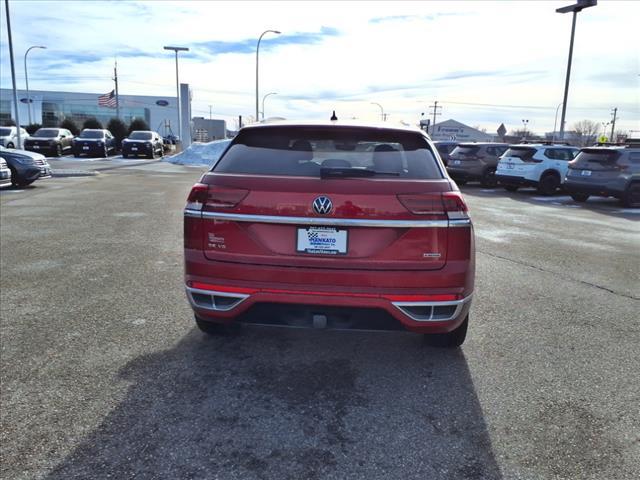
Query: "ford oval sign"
156 100 169 107
20 98 32 104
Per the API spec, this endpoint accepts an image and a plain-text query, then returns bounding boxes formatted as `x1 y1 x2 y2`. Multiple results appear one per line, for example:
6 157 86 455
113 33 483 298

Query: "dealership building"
0 87 185 139
428 119 495 142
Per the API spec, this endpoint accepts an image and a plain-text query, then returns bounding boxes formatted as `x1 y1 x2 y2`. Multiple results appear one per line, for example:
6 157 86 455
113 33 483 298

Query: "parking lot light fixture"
256 30 280 122
522 119 529 139
371 102 384 121
556 0 598 140
163 46 189 145
261 92 277 120
24 45 46 125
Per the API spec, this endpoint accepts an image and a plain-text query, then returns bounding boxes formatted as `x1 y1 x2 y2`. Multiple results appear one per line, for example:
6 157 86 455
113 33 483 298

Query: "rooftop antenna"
330 110 338 121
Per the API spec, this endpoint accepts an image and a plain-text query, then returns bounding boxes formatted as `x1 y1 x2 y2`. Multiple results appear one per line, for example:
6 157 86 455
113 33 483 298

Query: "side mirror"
60 135 66 139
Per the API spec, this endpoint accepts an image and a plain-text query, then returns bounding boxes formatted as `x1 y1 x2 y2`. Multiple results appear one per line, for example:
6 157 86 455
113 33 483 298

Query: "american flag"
98 90 117 108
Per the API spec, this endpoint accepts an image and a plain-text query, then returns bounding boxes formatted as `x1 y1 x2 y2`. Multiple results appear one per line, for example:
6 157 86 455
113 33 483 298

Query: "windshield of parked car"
79 130 104 139
129 131 153 140
33 129 60 138
0 128 12 136
214 126 442 179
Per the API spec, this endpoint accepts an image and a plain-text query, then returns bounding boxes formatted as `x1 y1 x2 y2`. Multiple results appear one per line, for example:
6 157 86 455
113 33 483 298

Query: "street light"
256 29 280 122
163 45 189 144
261 92 277 120
552 102 563 142
522 119 529 139
556 0 598 140
24 45 46 125
371 102 384 121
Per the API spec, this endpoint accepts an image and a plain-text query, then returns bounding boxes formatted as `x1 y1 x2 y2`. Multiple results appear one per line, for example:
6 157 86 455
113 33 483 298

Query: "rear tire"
504 185 518 192
571 193 589 202
6 142 14 149
621 182 640 208
537 173 560 196
480 168 498 188
122 153 128 159
424 315 468 348
195 315 233 336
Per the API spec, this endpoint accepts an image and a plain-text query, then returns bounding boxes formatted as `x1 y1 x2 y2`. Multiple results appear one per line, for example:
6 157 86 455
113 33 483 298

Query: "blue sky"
1 0 638 135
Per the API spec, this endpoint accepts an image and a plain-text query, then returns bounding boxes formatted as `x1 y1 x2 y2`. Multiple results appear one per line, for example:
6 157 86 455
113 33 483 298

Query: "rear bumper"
447 167 484 181
122 144 153 156
184 255 473 334
563 179 626 198
495 174 538 187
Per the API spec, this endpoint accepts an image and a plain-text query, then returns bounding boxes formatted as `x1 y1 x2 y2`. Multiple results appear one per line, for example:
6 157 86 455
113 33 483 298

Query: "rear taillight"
206 185 249 209
186 184 249 211
398 192 469 220
186 183 208 210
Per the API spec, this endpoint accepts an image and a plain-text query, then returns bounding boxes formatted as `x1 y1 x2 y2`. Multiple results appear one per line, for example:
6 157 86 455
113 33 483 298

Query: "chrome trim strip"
392 294 473 322
197 211 450 228
448 219 472 227
185 287 249 312
184 208 202 218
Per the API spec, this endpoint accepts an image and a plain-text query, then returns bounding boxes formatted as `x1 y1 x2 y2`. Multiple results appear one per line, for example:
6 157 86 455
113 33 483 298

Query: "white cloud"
1 0 638 134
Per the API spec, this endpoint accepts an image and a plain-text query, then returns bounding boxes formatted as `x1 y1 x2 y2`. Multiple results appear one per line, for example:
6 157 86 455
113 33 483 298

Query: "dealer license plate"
452 160 461 165
131 147 138 151
581 170 592 176
83 146 89 150
297 226 347 255
33 145 40 149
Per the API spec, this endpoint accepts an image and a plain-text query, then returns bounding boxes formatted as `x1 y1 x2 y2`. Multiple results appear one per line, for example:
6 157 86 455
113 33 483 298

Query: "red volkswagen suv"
184 121 475 347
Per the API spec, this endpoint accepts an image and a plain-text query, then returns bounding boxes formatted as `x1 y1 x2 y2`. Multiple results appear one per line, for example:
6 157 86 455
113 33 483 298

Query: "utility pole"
209 105 212 120
610 107 617 142
4 0 22 148
428 101 442 135
113 60 120 119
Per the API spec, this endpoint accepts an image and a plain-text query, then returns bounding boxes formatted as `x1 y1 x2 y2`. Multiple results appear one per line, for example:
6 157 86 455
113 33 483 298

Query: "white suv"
495 143 579 195
0 126 29 149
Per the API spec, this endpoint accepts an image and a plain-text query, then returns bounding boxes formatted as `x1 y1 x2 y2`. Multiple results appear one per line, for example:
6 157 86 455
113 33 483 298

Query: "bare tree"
573 120 601 146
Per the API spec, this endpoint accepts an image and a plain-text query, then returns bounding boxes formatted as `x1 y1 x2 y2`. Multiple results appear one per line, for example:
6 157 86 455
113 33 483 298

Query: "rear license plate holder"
297 226 348 255
82 146 89 150
581 170 592 176
452 160 461 165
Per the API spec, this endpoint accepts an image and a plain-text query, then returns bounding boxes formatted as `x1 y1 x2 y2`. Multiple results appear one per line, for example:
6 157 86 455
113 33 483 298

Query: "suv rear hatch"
497 146 538 176
568 148 623 180
189 125 466 271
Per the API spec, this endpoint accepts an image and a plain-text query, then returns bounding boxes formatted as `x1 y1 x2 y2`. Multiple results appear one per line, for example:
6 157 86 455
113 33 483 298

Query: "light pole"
4 0 21 148
552 102 563 142
556 0 598 140
261 92 277 120
256 29 280 122
371 102 384 121
24 45 46 125
522 119 529 139
163 46 189 144
601 122 610 141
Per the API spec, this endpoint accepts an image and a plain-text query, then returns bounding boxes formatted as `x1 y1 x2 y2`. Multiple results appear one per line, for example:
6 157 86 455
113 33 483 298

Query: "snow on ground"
165 140 231 167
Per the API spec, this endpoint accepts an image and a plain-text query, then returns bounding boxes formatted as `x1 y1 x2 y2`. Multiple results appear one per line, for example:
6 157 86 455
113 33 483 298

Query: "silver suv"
564 140 640 207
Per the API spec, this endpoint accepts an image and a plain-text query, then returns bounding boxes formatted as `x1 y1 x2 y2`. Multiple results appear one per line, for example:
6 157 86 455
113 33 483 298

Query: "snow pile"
166 139 231 167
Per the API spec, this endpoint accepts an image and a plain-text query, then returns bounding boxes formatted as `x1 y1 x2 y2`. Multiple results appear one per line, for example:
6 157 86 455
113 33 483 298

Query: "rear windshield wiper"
320 167 400 178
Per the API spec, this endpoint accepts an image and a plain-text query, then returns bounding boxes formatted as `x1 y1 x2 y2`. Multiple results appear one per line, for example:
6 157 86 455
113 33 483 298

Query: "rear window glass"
214 126 442 179
503 147 536 161
451 146 480 156
573 150 620 165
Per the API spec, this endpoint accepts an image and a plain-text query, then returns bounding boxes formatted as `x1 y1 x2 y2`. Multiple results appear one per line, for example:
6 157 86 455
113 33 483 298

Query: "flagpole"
113 59 120 119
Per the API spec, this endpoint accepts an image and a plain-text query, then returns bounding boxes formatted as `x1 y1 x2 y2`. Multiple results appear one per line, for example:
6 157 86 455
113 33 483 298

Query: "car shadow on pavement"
46 326 502 480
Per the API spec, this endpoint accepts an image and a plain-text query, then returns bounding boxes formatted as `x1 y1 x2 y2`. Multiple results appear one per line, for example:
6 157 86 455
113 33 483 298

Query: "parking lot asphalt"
1 166 638 480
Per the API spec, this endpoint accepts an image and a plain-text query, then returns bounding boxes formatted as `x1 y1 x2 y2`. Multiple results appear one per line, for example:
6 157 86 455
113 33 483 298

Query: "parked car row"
0 126 167 159
0 145 51 188
444 140 639 207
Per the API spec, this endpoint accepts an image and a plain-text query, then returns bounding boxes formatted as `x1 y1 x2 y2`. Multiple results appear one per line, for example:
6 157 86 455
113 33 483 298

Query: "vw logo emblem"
312 196 333 215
